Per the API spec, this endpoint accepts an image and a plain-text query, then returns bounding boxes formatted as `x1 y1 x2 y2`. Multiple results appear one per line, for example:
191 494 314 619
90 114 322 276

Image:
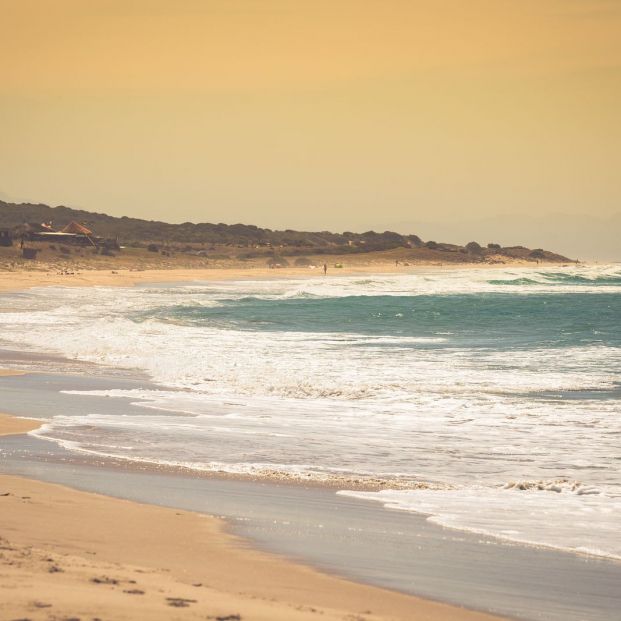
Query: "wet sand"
0 368 26 377
0 412 40 436
1 370 36 434
0 371 39 437
0 361 505 621
0 469 504 621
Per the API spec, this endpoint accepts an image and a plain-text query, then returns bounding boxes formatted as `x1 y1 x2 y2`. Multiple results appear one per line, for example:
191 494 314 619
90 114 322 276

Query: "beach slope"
0 470 505 621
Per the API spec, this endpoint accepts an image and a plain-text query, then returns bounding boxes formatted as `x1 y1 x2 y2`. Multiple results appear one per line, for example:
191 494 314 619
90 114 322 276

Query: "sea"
1 264 620 563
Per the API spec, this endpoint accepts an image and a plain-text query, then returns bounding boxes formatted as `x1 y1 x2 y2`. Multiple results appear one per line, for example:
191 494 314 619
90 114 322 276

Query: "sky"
1 0 619 258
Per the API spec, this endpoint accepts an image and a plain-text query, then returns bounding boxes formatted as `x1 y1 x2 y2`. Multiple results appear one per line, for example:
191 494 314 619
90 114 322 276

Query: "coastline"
2 365 621 621
1 265 618 620
0 364 505 621
0 259 561 293
0 441 504 621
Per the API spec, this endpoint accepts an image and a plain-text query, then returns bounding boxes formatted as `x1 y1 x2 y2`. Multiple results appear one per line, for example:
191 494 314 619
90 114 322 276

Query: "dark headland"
0 200 572 272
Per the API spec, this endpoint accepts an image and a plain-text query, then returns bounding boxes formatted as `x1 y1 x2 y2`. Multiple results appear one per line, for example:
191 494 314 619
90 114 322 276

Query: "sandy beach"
0 256 552 294
0 264 394 292
0 409 504 621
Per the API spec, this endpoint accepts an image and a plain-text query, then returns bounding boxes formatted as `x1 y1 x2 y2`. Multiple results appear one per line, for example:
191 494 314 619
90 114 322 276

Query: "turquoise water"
151 292 621 349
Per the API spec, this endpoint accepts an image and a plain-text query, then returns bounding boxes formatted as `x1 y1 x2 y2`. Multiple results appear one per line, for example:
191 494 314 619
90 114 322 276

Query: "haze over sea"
1 265 620 561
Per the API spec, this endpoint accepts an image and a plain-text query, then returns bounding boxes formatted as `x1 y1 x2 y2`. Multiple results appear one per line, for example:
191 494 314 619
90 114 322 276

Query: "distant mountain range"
0 200 571 262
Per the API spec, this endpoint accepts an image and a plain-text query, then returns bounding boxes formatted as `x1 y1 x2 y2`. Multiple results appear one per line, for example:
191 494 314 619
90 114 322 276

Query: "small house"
28 220 97 246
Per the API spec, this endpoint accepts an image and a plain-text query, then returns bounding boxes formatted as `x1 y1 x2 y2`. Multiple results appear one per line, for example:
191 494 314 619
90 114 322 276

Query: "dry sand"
0 265 388 292
0 467 506 621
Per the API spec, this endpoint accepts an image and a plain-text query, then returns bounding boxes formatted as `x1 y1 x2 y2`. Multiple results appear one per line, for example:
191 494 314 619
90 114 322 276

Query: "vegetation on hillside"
0 201 572 263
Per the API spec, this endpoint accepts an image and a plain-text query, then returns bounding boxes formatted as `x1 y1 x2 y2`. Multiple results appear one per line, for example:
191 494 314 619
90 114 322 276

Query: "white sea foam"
338 482 621 560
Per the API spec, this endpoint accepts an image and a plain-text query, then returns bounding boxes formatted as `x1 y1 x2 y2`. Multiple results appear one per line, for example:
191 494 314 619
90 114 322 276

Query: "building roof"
62 221 93 235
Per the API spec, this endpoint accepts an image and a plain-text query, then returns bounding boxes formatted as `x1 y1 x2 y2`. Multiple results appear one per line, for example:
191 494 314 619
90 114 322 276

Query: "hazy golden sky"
1 0 620 239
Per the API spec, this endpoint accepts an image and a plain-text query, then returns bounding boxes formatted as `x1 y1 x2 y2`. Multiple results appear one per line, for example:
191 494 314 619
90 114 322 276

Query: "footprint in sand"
31 601 52 608
90 576 119 585
166 597 197 607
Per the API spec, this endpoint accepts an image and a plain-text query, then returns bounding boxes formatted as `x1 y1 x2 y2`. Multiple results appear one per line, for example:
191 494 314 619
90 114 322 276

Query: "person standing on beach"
323 263 327 275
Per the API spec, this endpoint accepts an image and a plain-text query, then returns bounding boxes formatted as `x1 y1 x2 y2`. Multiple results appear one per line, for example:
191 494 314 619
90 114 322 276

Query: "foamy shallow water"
1 265 620 560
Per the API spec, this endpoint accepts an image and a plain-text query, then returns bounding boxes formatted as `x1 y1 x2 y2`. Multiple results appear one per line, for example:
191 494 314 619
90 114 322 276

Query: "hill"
0 200 572 263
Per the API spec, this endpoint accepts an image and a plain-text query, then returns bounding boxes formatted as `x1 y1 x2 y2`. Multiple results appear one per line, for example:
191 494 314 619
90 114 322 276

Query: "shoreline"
0 374 506 621
0 365 442 495
2 383 621 620
0 370 41 436
0 454 504 621
0 259 568 293
0 412 41 437
8 404 621 566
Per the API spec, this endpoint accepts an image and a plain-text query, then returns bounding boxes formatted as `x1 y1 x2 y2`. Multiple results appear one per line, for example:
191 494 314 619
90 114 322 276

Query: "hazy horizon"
1 1 619 260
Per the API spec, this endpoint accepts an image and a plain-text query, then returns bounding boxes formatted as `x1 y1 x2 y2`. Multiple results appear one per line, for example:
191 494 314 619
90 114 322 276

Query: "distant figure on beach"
323 263 327 275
